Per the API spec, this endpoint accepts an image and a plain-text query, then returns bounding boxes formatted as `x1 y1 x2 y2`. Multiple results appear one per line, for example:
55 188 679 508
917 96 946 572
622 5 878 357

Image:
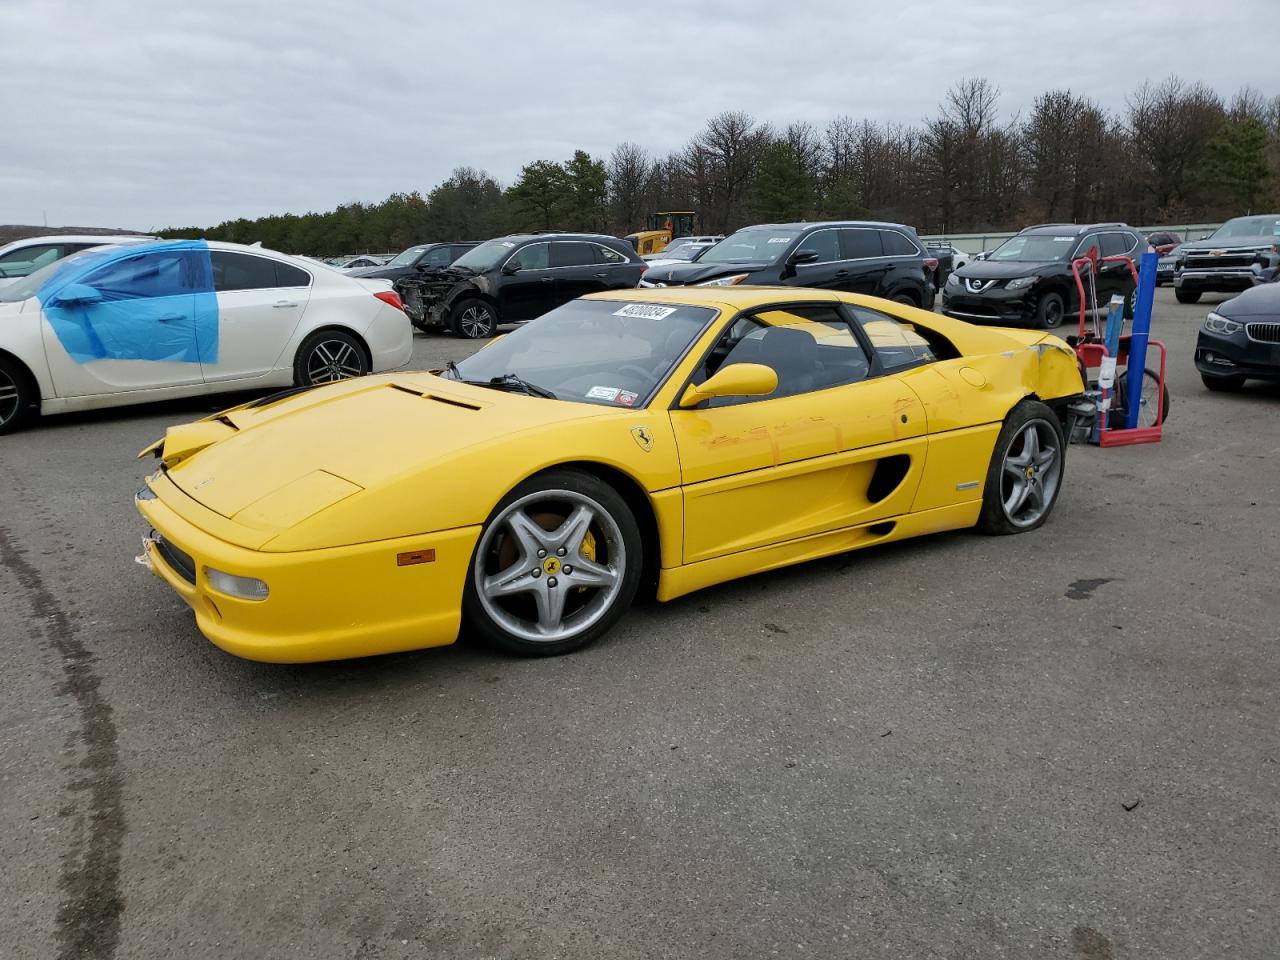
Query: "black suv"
396 233 646 337
639 221 937 309
942 223 1146 329
347 242 479 283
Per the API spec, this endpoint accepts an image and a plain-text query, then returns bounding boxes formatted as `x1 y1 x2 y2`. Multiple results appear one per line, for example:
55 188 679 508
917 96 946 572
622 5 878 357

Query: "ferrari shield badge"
630 425 654 453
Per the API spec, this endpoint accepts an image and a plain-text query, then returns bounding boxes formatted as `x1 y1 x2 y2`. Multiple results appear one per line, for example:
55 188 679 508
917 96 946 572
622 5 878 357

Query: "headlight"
1204 312 1243 335
1005 276 1037 290
695 274 750 287
946 273 960 287
204 567 270 601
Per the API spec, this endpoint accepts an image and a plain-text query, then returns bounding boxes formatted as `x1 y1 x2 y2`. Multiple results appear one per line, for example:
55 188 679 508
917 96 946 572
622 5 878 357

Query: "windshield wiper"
485 373 557 399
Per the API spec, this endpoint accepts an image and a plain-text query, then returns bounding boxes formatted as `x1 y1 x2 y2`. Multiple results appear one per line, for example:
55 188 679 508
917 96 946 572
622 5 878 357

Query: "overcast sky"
2 0 1277 231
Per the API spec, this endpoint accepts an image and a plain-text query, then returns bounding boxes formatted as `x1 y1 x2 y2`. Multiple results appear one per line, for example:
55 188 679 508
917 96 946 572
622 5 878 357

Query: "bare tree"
606 142 653 234
687 111 772 232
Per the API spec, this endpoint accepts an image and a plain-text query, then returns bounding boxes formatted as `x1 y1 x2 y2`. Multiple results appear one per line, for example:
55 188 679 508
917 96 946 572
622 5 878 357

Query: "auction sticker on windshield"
586 386 621 401
613 304 677 320
767 237 791 244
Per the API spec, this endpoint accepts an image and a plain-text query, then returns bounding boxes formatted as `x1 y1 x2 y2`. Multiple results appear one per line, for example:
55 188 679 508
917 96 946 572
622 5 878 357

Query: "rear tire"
1036 291 1066 329
1175 288 1201 304
450 298 498 339
977 400 1066 535
1201 373 1245 393
294 330 369 387
891 292 919 307
0 355 35 435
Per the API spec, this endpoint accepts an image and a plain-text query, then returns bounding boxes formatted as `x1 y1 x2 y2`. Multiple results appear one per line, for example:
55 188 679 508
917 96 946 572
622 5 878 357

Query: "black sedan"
1194 283 1280 391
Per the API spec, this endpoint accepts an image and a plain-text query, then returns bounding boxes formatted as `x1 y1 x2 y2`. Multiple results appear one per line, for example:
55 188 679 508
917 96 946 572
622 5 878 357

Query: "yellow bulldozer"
626 212 696 256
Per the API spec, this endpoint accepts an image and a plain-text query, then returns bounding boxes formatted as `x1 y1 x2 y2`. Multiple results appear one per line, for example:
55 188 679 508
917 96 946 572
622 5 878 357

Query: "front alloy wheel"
464 470 642 656
0 356 33 435
451 299 497 339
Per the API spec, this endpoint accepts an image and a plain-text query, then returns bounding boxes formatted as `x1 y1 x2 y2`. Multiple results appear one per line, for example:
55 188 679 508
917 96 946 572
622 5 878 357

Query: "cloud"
1 0 1275 229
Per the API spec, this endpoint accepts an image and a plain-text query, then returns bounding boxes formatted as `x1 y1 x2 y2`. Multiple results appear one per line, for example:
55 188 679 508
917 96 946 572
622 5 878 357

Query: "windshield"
698 228 802 264
0 247 115 302
1210 216 1280 240
446 298 717 406
451 238 519 272
389 245 429 266
988 233 1077 262
660 242 706 262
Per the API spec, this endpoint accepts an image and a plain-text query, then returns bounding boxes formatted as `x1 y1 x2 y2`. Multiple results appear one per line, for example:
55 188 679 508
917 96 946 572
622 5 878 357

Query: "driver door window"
694 305 870 406
508 243 549 270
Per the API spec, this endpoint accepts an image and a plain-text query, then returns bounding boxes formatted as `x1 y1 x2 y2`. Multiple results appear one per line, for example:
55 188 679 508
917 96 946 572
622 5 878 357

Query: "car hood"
152 373 619 550
642 260 770 285
1179 234 1277 251
1218 283 1280 318
954 260 1060 281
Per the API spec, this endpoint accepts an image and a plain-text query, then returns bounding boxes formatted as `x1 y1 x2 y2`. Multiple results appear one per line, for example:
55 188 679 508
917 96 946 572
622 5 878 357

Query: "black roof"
499 232 627 242
744 220 918 232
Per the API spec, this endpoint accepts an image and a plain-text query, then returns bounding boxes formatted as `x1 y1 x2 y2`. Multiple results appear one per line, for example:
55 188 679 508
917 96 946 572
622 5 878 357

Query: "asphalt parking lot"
2 288 1277 960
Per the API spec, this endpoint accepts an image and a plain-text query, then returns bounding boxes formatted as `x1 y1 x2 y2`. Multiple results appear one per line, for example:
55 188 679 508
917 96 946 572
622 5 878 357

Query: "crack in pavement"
0 527 125 960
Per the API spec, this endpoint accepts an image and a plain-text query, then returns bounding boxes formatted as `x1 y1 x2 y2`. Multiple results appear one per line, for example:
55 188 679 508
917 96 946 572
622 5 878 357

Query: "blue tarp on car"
37 239 218 364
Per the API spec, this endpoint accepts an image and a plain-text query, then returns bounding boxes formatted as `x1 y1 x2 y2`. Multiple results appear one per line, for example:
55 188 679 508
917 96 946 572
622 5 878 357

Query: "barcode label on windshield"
614 303 677 320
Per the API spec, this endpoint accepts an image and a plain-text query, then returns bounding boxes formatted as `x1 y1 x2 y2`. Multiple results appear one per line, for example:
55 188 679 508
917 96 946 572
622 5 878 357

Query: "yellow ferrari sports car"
135 288 1084 662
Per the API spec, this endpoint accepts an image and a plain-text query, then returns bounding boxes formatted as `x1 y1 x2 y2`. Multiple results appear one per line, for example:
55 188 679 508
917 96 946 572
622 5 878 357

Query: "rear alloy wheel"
1175 288 1201 304
977 400 1066 535
464 469 642 657
1036 291 1066 329
295 330 368 386
450 298 498 339
0 356 34 435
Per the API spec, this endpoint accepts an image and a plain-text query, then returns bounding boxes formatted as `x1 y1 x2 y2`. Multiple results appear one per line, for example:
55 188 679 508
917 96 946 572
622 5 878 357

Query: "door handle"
273 300 298 308
540 277 554 284
156 314 183 322
594 272 607 278
835 269 850 277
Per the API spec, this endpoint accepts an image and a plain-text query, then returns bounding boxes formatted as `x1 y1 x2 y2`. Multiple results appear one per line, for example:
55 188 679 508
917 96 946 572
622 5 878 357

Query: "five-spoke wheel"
978 400 1066 535
464 469 642 656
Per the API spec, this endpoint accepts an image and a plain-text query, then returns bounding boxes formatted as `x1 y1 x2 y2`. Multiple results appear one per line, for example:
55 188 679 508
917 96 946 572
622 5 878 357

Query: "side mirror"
53 283 103 306
501 262 520 275
788 250 820 267
679 362 778 408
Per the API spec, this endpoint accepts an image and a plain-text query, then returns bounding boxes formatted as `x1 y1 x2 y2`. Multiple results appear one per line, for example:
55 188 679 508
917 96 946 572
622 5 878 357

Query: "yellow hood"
155 373 628 551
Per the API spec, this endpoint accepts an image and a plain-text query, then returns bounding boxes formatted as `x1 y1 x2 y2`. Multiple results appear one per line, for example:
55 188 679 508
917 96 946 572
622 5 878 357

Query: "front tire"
977 400 1066 535
463 469 643 657
450 298 498 339
0 355 35 435
294 330 369 386
1175 288 1201 304
1036 291 1066 329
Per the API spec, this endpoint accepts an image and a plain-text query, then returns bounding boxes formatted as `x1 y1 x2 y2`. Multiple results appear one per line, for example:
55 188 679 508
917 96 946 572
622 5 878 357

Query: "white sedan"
0 240 413 434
